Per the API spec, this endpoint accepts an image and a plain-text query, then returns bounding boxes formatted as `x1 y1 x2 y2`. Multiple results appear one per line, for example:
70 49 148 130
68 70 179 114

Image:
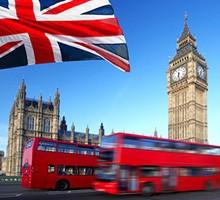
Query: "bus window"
58 165 66 175
57 166 75 175
57 144 75 153
159 141 174 150
179 168 200 176
179 168 189 176
77 167 94 176
141 166 160 177
65 166 76 175
201 168 217 176
206 148 220 155
179 167 216 177
123 137 140 148
78 147 94 155
48 165 55 173
38 141 56 152
190 144 199 152
140 139 157 150
86 168 94 176
174 142 190 151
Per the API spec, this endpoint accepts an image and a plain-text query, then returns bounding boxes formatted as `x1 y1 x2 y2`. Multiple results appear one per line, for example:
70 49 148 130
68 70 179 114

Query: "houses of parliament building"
6 80 104 176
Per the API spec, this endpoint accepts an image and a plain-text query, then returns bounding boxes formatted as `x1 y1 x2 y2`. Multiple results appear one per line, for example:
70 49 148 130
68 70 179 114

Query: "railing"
0 176 21 184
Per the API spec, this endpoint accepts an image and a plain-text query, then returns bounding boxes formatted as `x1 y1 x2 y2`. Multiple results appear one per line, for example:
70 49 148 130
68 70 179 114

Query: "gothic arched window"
27 116 35 130
43 118 51 133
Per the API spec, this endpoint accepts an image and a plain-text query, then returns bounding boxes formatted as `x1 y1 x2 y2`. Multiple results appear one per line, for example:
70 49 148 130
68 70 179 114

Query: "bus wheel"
142 183 154 196
56 180 69 191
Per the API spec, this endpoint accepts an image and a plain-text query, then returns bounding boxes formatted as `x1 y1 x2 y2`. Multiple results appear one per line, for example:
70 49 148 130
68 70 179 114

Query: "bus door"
162 168 178 191
118 166 139 193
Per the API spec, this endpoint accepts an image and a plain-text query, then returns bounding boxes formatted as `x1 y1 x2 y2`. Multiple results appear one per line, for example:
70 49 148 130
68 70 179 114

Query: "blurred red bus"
22 137 98 190
94 133 220 195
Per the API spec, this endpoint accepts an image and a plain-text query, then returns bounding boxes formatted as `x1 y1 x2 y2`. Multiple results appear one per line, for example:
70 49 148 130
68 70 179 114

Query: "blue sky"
0 0 220 153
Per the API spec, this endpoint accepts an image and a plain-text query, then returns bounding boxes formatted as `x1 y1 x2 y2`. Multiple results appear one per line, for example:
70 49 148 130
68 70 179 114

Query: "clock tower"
167 16 208 143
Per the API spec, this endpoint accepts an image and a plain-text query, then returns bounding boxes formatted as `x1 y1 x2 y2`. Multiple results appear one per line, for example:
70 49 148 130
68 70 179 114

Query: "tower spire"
154 128 158 137
18 79 26 100
178 13 195 44
184 11 188 26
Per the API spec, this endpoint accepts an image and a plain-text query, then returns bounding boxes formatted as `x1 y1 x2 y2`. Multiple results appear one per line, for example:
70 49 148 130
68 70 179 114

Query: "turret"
70 122 75 143
54 88 60 110
99 123 105 145
52 89 60 139
154 128 158 137
60 116 67 133
16 80 26 109
85 125 89 144
18 79 26 101
38 95 43 111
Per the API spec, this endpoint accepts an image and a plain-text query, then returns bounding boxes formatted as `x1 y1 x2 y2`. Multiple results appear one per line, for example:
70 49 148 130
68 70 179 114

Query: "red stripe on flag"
40 18 123 37
76 42 130 72
29 32 55 64
0 41 21 55
15 0 36 20
44 0 90 14
0 18 123 37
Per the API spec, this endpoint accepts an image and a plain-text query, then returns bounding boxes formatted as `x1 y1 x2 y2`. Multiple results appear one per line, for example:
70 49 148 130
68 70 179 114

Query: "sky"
0 0 220 153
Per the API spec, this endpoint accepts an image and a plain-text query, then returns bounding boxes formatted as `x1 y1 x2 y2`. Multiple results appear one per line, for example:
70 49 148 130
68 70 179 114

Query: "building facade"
167 16 208 143
6 80 60 176
6 81 104 176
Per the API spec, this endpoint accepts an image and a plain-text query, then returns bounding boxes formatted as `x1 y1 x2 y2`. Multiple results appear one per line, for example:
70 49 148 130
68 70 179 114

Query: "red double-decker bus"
94 133 220 195
21 137 98 190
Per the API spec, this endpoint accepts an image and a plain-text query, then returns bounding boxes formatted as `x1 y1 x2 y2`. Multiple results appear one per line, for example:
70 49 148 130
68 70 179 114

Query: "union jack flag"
0 0 130 72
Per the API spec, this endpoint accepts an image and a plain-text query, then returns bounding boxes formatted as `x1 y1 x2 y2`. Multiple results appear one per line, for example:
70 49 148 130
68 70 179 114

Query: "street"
0 184 219 200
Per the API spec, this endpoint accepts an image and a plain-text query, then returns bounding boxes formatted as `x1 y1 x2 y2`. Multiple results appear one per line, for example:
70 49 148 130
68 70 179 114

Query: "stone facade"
167 16 208 143
6 81 105 176
6 80 60 176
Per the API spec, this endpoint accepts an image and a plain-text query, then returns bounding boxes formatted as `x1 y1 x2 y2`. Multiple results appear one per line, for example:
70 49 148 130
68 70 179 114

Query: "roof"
170 43 205 63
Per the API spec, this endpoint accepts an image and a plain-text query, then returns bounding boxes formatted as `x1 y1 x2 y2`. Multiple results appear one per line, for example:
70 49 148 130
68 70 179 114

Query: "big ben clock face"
197 64 206 80
172 65 187 82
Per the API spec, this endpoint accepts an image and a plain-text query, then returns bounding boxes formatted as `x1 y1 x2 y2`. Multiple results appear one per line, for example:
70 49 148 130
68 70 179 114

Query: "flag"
0 0 130 72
